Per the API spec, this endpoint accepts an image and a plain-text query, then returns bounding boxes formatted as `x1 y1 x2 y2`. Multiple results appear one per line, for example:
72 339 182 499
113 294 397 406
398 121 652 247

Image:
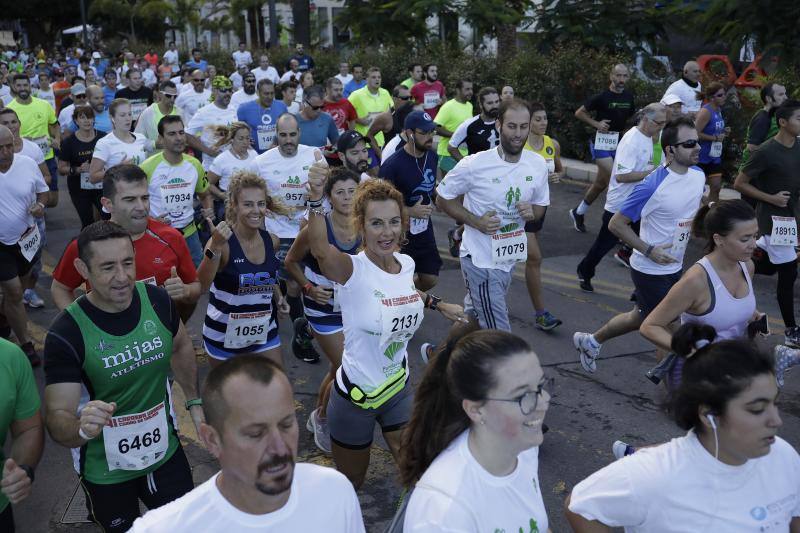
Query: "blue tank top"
302 215 361 317
698 103 725 164
202 229 280 353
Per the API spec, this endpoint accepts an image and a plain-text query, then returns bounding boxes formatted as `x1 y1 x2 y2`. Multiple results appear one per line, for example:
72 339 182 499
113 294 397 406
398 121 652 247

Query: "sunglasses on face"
671 139 699 149
397 95 411 101
306 103 324 111
162 93 177 99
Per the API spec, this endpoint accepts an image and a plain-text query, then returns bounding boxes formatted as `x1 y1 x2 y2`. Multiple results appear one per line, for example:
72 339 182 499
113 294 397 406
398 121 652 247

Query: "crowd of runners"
1 41 799 532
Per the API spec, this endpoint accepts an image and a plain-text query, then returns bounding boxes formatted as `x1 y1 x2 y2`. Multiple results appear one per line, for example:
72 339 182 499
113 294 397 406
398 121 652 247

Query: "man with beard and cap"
230 72 258 111
129 356 365 532
411 64 446 119
569 64 635 234
186 76 237 171
436 99 550 334
379 111 442 291
336 130 371 181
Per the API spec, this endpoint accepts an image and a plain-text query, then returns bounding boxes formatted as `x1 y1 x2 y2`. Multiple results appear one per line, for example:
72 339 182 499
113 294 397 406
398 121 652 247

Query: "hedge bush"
130 41 775 166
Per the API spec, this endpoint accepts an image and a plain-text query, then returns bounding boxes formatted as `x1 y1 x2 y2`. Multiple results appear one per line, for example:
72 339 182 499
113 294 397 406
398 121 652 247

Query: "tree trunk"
129 13 137 43
497 23 517 64
292 0 310 45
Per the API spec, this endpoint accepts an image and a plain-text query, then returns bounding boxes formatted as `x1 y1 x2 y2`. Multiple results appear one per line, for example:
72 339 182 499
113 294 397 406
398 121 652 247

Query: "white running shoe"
574 332 600 373
306 408 332 454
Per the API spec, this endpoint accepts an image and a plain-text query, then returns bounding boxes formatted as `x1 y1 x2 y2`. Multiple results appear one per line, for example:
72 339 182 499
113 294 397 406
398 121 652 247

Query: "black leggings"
81 445 193 532
754 250 797 328
68 188 103 229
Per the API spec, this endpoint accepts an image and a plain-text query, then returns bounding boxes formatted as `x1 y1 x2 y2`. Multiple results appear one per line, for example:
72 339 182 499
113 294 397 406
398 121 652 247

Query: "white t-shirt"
175 88 211 123
618 165 705 275
19 138 45 164
232 50 253 68
335 251 422 391
569 432 800 532
0 154 50 245
93 131 153 168
604 126 655 213
252 144 317 238
335 73 354 86
436 147 550 272
279 70 301 85
230 88 258 111
251 66 280 85
663 78 702 115
381 135 404 164
186 102 237 169
36 87 56 109
163 49 180 72
405 430 548 533
208 148 258 191
58 103 76 129
0 84 12 105
130 464 365 533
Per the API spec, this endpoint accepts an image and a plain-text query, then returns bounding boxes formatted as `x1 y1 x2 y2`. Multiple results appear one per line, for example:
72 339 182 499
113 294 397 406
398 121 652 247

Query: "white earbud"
706 413 716 430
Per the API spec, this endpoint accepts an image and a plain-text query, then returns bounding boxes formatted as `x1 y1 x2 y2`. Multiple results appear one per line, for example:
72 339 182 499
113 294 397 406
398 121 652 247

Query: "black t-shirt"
584 89 636 133
741 137 800 233
387 104 414 142
58 130 106 192
115 86 154 127
44 284 180 386
451 115 499 155
746 109 773 146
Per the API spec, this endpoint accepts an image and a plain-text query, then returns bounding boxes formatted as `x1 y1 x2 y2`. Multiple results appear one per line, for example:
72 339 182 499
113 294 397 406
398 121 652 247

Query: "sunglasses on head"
671 139 699 149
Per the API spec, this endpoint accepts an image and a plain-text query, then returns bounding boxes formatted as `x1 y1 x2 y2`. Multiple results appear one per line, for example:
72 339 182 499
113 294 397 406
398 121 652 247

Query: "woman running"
206 121 258 221
695 82 730 204
284 168 360 454
89 98 153 184
305 162 466 488
525 101 565 184
400 330 551 532
640 199 761 387
198 172 290 368
57 105 106 228
567 324 800 532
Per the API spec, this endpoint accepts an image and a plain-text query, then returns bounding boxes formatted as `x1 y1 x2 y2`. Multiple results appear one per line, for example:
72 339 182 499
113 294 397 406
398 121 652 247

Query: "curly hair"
225 172 292 222
211 121 251 150
351 179 408 248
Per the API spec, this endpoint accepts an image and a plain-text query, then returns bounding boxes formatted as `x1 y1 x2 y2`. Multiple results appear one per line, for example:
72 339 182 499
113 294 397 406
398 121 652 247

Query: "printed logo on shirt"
101 336 164 371
546 146 554 155
261 114 273 126
238 271 277 295
525 175 533 182
95 339 114 352
750 507 767 521
505 186 521 208
493 517 539 533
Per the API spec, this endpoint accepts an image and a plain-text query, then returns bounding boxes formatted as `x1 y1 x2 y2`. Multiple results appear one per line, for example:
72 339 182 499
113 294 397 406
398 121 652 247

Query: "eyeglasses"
397 95 411 101
484 377 553 415
217 88 232 94
671 139 699 149
306 102 324 111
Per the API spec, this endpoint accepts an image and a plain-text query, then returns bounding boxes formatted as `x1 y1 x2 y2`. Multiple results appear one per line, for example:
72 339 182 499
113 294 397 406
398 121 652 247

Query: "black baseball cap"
337 130 367 152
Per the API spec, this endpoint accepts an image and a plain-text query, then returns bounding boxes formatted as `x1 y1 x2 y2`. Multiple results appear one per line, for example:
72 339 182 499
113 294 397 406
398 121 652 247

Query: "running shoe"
447 226 461 258
574 332 599 373
306 408 332 454
784 326 800 348
569 208 586 233
614 247 631 268
535 311 562 331
21 342 41 367
774 345 800 388
420 343 435 364
292 317 320 363
23 289 45 308
612 440 636 459
577 267 593 293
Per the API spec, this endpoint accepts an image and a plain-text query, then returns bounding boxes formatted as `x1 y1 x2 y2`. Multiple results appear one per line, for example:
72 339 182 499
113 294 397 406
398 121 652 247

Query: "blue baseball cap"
404 111 436 132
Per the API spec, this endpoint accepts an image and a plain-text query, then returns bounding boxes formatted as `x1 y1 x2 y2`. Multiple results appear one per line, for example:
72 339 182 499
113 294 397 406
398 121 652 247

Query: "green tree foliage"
533 0 669 54
335 0 432 45
3 1 81 42
88 0 170 42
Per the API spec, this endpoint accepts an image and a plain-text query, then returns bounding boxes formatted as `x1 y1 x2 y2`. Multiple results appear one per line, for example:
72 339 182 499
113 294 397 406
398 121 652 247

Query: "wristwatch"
204 248 217 260
18 464 34 483
425 294 441 310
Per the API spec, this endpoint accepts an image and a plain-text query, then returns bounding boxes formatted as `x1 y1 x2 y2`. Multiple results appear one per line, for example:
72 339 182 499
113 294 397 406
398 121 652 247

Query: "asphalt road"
10 179 800 533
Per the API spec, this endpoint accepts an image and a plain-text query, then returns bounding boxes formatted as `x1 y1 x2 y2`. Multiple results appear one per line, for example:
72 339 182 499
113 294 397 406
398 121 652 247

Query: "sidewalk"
562 157 741 199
